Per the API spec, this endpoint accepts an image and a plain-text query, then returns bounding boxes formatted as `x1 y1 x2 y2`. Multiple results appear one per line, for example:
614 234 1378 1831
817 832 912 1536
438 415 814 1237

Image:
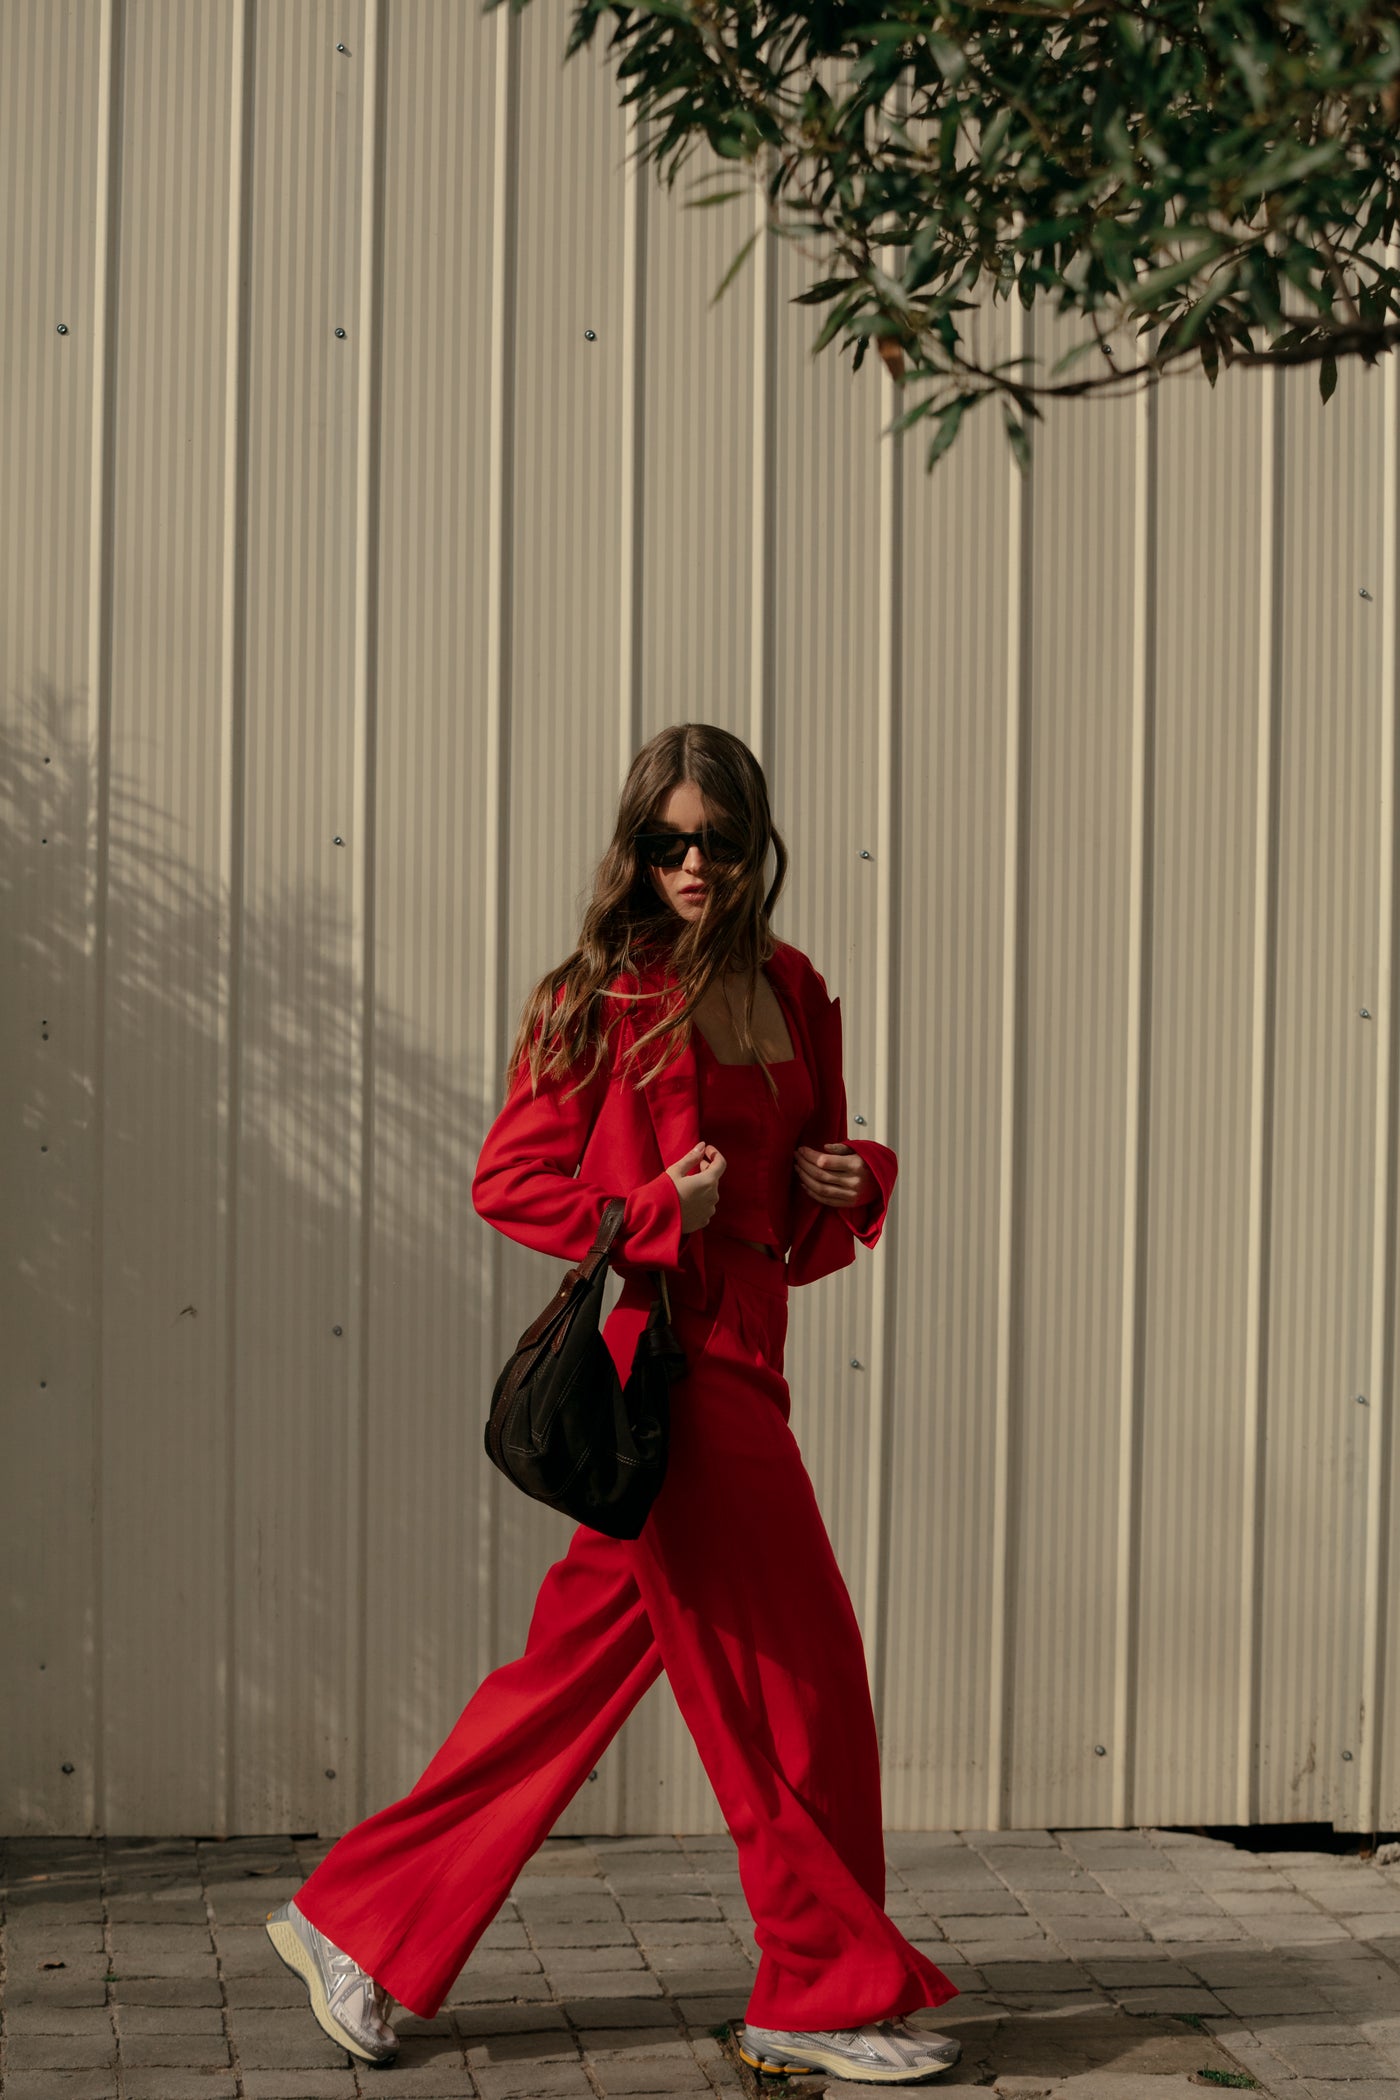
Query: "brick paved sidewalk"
4 1826 1400 2100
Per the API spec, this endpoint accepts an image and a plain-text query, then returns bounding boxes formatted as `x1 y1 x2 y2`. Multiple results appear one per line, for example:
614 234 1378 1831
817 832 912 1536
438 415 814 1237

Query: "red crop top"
692 1020 816 1253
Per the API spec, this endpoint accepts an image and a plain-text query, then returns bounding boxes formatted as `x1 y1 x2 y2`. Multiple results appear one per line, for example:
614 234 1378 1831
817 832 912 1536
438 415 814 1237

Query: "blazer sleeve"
786 964 899 1282
471 1003 684 1271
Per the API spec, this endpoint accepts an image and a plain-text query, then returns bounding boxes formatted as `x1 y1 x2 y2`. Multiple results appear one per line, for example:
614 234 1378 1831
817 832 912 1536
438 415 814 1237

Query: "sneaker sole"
264 1912 398 2066
737 2038 957 2083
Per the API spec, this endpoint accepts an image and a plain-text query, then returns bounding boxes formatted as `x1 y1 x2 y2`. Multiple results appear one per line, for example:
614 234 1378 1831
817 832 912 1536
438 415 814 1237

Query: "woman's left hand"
794 1140 878 1210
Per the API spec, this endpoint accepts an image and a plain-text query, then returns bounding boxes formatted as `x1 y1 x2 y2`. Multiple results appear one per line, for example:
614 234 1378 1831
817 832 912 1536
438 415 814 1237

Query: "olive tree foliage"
485 0 1400 469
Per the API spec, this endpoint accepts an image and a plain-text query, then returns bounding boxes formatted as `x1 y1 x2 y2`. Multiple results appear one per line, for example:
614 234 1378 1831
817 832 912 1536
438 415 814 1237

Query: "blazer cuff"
839 1138 897 1249
614 1168 685 1273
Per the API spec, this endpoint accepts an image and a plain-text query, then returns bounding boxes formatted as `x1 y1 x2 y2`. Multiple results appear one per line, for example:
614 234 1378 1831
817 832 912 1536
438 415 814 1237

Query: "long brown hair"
504 723 791 1105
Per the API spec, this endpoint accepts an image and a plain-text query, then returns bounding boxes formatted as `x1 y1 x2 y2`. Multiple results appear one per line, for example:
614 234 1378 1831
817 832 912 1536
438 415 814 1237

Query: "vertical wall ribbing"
220 0 255 1840
862 362 903 1731
482 0 520 1678
618 108 647 773
88 0 123 1835
349 0 386 1830
987 298 1032 1829
1112 361 1158 1824
1238 362 1284 1824
1361 237 1400 1833
750 187 774 772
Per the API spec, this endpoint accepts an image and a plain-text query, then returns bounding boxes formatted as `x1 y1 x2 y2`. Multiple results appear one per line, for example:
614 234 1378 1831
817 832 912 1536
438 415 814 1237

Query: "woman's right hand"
666 1141 726 1233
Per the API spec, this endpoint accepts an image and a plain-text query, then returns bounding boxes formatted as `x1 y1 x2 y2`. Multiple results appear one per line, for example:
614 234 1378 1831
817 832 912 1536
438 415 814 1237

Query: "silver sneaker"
265 1898 398 2065
740 2016 961 2083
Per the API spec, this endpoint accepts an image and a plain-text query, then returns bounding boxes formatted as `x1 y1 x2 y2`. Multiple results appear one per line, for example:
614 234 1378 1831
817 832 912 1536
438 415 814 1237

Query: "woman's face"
644 780 728 925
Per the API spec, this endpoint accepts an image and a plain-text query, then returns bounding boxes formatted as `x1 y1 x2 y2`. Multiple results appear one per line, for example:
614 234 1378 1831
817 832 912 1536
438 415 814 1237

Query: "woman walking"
266 723 961 2085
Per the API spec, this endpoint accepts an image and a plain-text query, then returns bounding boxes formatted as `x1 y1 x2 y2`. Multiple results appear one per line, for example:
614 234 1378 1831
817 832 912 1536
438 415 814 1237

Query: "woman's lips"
680 886 706 898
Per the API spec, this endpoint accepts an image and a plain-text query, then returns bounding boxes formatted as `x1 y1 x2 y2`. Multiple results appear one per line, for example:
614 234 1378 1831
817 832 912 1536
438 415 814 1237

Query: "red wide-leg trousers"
294 1234 957 2028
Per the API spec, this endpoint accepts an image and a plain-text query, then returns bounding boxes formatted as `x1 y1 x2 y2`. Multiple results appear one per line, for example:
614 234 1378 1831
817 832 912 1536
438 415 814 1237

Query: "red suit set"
295 939 958 2029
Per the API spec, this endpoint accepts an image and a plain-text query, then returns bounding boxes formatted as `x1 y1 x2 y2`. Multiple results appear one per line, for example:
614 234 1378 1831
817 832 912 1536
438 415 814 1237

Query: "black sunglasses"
636 828 746 871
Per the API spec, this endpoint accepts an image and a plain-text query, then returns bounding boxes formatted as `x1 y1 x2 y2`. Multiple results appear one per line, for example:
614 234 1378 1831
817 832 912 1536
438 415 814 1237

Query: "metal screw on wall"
1357 1394 1369 1406
1360 587 1373 600
334 837 344 846
336 42 350 52
1342 1749 1354 1761
853 1114 867 1125
325 1767 337 1778
1094 1744 1107 1756
333 1326 343 1337
859 849 872 859
1360 1009 1371 1019
584 329 597 340
850 1358 863 1370
61 1762 75 1774
335 328 347 339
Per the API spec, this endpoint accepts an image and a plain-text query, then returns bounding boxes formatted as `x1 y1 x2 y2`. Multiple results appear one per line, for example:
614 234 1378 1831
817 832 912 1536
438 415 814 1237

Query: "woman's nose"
682 845 707 875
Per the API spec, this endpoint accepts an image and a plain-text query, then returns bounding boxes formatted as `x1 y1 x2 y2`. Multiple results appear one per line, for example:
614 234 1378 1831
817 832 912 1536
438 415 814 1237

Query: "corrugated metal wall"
4 0 1399 1839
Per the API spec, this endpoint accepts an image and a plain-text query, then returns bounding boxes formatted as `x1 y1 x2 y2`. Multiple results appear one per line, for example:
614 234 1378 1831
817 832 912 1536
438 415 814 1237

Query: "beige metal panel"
487 6 646 1842
1256 357 1387 1827
96 0 241 1833
0 0 106 1835
636 167 758 732
764 220 890 1673
1005 301 1143 1827
882 298 1019 1830
1130 360 1267 1825
230 0 370 1834
357 0 507 1826
1375 313 1400 1837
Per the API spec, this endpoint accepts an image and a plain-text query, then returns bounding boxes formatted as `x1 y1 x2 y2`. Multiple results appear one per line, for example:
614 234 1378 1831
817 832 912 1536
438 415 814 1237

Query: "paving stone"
238 2077 360 2099
118 2034 233 2069
1145 1915 1248 1942
1270 2040 1400 2078
4 1978 109 2009
1082 1960 1197 1987
674 1996 747 2028
540 1945 647 1974
115 2004 227 2034
1022 1892 1128 1917
978 1964 1095 1994
446 1967 556 2004
452 2003 572 2038
105 1925 217 1978
0 2076 124 2100
465 2028 582 2065
1049 1920 1154 1944
530 1920 637 1948
558 1998 679 2028
474 2063 600 2098
1235 1912 1353 1943
1110 1987 1229 2016
112 2073 237 2098
221 1971 305 2008
944 1912 1046 1942
227 2006 349 2068
1217 1986 1343 2016
619 1897 723 1923
3 2007 115 2036
1212 1889 1321 1915
632 1923 742 1949
109 1975 224 2007
5 2036 119 2072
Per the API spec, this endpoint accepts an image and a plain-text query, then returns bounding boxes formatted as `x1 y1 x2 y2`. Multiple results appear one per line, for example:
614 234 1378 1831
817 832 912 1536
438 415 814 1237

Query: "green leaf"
682 186 750 210
1320 352 1339 401
1003 407 1032 474
924 395 968 470
710 227 761 304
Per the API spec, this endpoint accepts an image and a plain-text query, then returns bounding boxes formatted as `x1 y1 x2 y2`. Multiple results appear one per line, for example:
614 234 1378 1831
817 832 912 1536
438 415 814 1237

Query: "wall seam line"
350 0 388 1833
987 294 1032 1831
482 0 521 1681
1112 353 1159 1826
1239 363 1284 1826
1360 236 1400 1833
220 0 255 1840
88 0 125 1840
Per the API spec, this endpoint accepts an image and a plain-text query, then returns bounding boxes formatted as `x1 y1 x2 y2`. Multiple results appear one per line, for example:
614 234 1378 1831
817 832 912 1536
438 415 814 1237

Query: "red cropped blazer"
471 937 898 1301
